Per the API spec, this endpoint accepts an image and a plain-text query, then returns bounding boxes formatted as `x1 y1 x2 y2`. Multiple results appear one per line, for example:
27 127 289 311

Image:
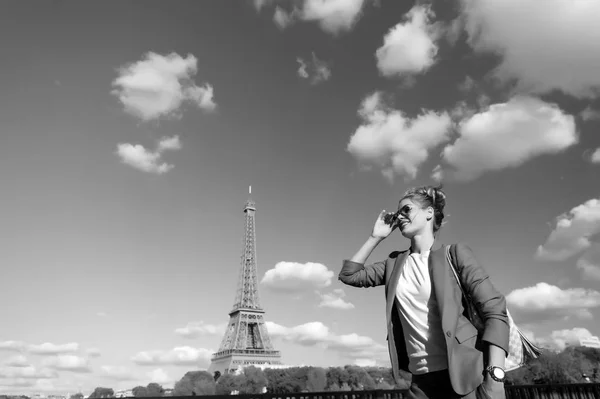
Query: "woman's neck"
410 232 435 254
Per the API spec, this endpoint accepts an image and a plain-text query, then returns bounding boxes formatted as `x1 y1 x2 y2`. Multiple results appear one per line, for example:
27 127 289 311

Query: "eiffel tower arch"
208 188 282 376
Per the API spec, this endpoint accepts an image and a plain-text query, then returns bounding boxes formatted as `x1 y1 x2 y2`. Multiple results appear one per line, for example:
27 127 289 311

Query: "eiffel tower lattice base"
209 309 281 375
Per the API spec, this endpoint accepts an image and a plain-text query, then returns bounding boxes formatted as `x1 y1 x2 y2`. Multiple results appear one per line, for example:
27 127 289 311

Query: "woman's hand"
371 210 397 240
477 379 506 399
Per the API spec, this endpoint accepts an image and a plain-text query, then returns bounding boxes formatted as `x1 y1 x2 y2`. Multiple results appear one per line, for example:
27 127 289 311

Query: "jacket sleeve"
338 259 386 288
454 243 510 355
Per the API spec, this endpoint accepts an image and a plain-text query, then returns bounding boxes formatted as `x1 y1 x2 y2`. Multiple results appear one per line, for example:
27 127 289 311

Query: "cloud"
375 5 440 78
534 328 595 351
318 288 354 310
580 107 600 122
131 346 213 366
4 355 29 368
506 282 600 322
116 135 182 174
41 355 92 373
296 53 331 85
588 148 600 164
28 343 79 355
258 0 366 35
96 312 108 317
266 321 388 364
261 261 334 291
174 321 227 338
273 6 294 29
147 368 172 385
347 91 452 182
460 0 600 98
535 198 600 261
437 96 577 182
111 52 216 121
100 366 138 381
157 135 182 151
0 366 57 379
0 341 26 352
577 245 600 281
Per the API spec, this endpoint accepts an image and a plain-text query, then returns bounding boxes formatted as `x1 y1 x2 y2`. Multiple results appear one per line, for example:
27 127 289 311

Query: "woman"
339 186 509 399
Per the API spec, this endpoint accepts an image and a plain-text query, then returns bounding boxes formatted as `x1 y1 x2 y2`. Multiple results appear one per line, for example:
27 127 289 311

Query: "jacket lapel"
429 244 460 333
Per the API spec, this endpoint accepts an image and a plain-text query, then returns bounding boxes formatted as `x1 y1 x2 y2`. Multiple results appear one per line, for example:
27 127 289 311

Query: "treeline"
505 345 600 385
6 346 600 399
166 365 406 396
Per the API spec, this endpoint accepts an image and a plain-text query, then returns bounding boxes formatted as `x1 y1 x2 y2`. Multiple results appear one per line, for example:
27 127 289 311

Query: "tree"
173 371 216 396
89 387 114 398
70 394 84 399
326 367 350 389
344 365 376 390
215 373 242 395
146 383 164 397
263 367 305 393
306 367 327 392
237 366 268 394
132 386 148 397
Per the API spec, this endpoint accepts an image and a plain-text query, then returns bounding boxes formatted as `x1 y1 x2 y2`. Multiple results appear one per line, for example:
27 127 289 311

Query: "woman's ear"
426 206 434 220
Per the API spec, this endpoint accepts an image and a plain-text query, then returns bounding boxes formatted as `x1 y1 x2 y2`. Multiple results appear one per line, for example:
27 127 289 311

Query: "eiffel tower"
208 187 282 376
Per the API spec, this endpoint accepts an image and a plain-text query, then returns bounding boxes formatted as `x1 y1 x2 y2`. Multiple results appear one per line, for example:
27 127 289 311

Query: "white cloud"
347 91 452 182
253 0 271 11
42 355 91 373
266 321 388 364
296 53 331 85
588 148 600 164
460 0 600 98
318 288 355 310
131 346 213 366
0 367 57 379
261 261 334 291
506 282 600 322
300 0 365 34
116 135 182 175
580 107 600 122
157 135 182 152
28 343 79 355
174 321 227 338
438 96 577 182
536 198 600 261
96 312 108 317
577 245 600 281
0 341 26 352
376 5 439 78
259 0 366 35
111 52 216 121
274 6 293 29
535 328 594 351
147 368 172 385
100 366 137 381
5 355 29 368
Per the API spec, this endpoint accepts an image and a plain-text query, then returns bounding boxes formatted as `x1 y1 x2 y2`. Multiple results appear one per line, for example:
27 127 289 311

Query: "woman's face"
396 198 433 238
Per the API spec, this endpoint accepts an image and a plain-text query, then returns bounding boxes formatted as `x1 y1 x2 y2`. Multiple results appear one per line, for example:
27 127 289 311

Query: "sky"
1 0 600 395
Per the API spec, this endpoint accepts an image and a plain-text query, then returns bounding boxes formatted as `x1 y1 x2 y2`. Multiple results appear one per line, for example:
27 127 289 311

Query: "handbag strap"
445 244 467 300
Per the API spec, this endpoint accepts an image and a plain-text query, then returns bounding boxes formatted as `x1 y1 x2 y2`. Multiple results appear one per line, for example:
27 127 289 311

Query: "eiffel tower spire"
208 187 282 376
231 186 262 311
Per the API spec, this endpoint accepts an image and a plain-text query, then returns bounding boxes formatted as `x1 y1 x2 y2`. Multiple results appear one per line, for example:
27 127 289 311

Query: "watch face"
492 367 505 379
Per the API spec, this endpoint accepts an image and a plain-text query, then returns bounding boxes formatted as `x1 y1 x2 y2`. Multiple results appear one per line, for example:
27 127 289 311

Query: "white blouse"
395 250 449 375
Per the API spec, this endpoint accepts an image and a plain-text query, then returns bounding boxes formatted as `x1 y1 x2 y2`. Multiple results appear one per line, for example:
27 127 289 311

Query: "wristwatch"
485 365 506 383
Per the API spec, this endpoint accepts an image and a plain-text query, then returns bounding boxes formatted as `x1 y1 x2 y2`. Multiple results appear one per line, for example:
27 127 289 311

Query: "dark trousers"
406 369 478 399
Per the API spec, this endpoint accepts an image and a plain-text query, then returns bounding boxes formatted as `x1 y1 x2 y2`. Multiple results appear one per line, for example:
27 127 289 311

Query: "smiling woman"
339 185 510 399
